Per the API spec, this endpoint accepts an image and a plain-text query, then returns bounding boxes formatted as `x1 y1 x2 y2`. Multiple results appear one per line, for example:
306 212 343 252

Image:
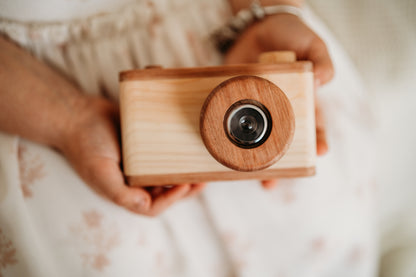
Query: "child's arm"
0 37 204 216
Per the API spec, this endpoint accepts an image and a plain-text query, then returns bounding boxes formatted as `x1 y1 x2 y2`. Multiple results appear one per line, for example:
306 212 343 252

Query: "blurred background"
308 0 416 275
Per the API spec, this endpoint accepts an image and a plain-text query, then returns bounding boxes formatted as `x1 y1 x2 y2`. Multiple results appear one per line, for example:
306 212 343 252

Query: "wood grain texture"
200 75 295 171
119 61 312 81
120 63 316 186
259 51 297 64
128 167 315 186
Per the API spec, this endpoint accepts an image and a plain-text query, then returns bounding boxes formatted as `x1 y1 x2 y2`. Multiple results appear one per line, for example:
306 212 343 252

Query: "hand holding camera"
56 13 334 216
224 12 334 188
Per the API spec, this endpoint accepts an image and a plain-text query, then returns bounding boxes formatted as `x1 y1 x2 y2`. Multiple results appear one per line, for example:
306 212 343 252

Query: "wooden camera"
119 51 316 186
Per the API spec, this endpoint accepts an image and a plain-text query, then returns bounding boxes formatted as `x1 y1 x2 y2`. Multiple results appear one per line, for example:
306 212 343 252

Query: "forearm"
228 0 303 14
0 36 86 149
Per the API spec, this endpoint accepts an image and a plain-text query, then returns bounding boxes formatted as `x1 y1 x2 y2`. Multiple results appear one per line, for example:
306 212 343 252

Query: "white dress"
0 0 377 276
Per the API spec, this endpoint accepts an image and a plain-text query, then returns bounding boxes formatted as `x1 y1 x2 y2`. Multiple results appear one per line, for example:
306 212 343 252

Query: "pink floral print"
18 143 45 198
70 209 120 272
0 229 18 277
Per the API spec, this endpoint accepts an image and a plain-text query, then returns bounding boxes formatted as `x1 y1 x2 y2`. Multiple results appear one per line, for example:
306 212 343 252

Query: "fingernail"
135 197 149 210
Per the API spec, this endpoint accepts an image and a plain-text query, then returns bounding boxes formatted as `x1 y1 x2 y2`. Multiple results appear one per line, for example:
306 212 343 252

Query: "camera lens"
224 100 272 148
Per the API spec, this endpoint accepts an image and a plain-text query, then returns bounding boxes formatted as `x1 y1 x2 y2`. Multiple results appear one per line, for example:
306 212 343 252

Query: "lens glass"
225 100 272 148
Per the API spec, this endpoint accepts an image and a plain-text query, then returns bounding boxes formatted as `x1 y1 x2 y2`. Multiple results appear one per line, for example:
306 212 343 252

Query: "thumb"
85 157 152 213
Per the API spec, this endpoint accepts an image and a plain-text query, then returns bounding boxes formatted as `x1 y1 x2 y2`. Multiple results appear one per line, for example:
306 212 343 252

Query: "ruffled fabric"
0 0 230 100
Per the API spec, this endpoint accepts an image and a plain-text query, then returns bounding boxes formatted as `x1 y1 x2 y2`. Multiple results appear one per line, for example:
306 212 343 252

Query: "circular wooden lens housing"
200 75 295 172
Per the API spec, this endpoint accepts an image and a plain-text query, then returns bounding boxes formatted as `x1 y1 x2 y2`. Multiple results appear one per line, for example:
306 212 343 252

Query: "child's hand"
224 14 333 189
224 13 334 85
60 96 205 216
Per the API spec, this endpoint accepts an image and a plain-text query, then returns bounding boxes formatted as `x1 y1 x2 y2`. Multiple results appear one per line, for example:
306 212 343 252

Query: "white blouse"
0 0 135 22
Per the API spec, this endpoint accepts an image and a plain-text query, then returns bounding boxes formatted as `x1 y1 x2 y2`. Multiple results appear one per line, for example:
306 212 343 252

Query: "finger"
261 179 279 190
185 183 207 198
315 102 328 156
308 38 335 86
316 128 328 156
145 184 191 216
147 186 165 198
85 157 152 213
223 31 262 64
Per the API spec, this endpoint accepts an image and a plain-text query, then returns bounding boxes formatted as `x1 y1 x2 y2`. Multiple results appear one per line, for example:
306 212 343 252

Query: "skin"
224 13 334 189
0 2 333 215
0 37 205 216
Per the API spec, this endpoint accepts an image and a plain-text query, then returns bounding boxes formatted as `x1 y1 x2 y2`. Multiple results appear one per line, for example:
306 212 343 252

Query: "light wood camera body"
120 58 316 186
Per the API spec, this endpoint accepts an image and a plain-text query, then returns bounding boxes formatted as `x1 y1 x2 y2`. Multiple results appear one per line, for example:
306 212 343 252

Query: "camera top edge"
119 61 313 82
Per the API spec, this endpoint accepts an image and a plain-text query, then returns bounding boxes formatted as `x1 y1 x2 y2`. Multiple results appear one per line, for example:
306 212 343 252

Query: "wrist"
213 2 303 53
53 92 90 152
